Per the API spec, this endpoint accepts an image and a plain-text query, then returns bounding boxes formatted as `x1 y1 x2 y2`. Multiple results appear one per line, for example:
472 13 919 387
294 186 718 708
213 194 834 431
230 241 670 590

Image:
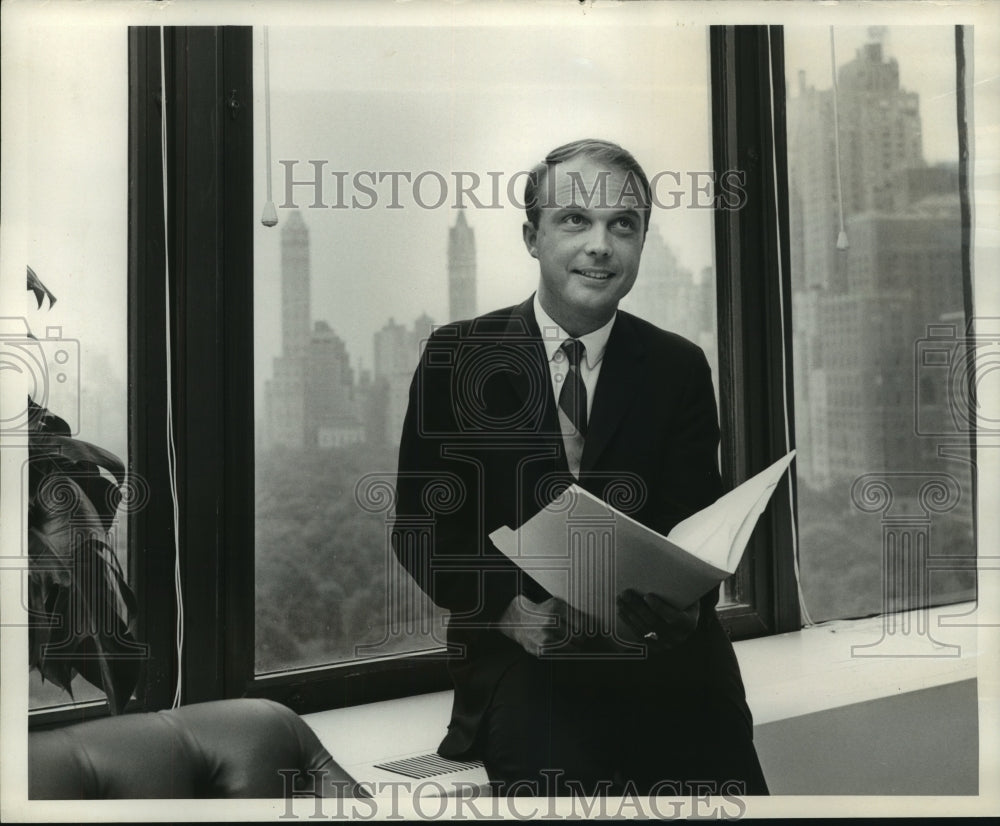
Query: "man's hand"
497 595 586 658
616 589 700 650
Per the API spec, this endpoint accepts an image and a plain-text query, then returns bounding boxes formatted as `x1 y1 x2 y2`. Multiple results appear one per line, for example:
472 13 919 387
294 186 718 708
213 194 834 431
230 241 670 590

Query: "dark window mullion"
764 26 802 634
168 26 228 705
711 25 801 639
136 26 254 706
127 26 178 714
220 25 257 699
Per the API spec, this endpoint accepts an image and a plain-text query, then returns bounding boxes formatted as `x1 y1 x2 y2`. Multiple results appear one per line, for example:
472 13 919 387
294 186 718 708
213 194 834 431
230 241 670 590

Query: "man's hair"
523 139 652 231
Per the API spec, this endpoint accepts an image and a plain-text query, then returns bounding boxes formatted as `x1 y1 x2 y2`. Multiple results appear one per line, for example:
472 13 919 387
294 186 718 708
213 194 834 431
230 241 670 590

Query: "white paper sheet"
490 450 796 617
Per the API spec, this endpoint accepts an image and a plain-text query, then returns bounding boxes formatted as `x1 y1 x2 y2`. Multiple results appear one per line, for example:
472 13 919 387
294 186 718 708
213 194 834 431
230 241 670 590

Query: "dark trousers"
478 652 769 798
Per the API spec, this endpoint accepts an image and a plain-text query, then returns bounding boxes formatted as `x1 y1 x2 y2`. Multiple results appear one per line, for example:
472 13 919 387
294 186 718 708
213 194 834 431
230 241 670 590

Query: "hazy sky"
6 21 127 450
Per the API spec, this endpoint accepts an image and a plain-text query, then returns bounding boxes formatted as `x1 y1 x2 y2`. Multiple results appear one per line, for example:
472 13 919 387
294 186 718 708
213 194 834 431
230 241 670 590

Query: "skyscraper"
308 321 364 449
788 38 963 490
373 313 434 447
263 210 364 449
448 211 477 322
281 210 311 359
619 225 717 395
263 212 309 449
621 225 714 346
788 40 924 294
787 34 973 624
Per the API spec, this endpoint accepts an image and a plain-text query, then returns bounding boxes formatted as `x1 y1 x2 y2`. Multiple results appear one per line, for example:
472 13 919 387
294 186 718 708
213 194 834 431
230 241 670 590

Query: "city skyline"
250 26 965 430
788 36 965 493
260 210 480 449
785 31 975 622
258 206 719 450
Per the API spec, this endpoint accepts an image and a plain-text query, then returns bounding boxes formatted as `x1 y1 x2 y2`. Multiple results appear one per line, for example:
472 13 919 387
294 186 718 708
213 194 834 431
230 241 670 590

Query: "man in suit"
392 139 767 797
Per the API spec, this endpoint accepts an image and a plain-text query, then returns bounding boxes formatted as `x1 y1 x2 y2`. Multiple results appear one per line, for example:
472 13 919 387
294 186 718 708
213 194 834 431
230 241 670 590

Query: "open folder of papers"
490 450 796 617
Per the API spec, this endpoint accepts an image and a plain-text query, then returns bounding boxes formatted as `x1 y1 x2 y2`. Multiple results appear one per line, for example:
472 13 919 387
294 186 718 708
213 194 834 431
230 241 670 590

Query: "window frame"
711 26 802 639
32 22 811 724
157 23 799 716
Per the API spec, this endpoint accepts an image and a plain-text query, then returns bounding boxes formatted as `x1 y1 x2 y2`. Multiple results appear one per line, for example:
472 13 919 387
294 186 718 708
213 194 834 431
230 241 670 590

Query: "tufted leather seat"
29 698 361 799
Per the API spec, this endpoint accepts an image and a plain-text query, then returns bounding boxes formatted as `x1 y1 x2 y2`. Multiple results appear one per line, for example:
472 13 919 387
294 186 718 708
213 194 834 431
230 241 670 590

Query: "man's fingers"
617 591 658 630
645 593 700 631
617 590 699 647
616 596 670 644
616 599 645 637
521 597 589 656
618 590 679 632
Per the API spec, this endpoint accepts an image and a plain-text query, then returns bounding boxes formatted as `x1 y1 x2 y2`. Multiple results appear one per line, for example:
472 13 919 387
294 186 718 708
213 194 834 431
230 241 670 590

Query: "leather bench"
29 698 361 799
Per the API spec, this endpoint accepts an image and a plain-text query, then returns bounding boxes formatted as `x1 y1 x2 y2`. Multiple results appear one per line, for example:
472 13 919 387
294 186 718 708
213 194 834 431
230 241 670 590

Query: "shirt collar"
532 293 615 369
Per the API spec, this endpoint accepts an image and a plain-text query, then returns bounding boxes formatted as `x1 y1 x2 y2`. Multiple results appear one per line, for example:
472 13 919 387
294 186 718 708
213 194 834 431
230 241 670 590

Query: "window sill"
733 601 979 725
303 602 979 785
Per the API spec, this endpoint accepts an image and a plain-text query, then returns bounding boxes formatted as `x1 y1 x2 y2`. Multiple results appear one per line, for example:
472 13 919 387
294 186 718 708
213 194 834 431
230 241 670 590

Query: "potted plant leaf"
25 266 142 714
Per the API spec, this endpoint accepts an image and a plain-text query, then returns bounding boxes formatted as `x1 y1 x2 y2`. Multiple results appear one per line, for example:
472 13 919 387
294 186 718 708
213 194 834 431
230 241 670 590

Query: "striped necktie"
558 338 587 438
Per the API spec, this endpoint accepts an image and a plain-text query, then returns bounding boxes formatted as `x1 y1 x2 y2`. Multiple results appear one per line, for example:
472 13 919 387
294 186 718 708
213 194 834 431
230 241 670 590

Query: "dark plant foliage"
27 265 57 309
26 268 141 714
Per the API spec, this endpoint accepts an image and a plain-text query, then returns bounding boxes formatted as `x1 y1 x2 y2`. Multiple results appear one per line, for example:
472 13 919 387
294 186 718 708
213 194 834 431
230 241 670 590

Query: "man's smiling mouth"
573 268 615 281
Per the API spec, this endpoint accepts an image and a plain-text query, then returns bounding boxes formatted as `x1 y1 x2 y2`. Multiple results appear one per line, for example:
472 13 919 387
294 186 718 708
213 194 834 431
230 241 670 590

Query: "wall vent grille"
373 753 484 780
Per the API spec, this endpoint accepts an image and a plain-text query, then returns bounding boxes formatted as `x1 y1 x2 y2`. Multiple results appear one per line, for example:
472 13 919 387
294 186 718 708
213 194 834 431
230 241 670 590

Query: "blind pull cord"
830 27 850 251
767 26 815 627
159 26 185 709
261 26 278 227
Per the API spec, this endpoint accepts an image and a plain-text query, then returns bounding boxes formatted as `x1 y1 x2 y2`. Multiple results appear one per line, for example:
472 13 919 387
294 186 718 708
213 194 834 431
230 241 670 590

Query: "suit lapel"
498 297 565 443
580 313 646 474
498 297 542 415
497 297 569 476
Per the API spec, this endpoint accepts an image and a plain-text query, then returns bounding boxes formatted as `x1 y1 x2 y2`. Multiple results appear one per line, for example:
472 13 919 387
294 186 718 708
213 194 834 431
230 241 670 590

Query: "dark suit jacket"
392 296 754 764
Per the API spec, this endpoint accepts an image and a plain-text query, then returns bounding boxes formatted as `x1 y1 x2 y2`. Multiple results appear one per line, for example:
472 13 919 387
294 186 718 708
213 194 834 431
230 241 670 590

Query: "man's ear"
522 221 539 259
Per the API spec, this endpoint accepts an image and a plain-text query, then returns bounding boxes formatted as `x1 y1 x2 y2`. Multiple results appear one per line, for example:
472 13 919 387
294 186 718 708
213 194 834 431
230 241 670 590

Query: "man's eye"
614 217 637 231
563 214 586 226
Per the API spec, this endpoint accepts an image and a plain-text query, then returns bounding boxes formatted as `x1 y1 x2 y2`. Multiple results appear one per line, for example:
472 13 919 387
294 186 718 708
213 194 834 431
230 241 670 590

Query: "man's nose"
584 223 612 256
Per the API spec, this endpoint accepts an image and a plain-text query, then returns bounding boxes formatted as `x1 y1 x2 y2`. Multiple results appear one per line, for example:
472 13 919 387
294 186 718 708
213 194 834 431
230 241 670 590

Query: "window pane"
17 26 129 709
252 20 719 673
786 27 975 623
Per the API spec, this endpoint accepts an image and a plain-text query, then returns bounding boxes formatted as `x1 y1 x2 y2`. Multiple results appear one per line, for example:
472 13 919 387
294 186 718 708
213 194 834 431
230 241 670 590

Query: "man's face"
523 155 646 336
